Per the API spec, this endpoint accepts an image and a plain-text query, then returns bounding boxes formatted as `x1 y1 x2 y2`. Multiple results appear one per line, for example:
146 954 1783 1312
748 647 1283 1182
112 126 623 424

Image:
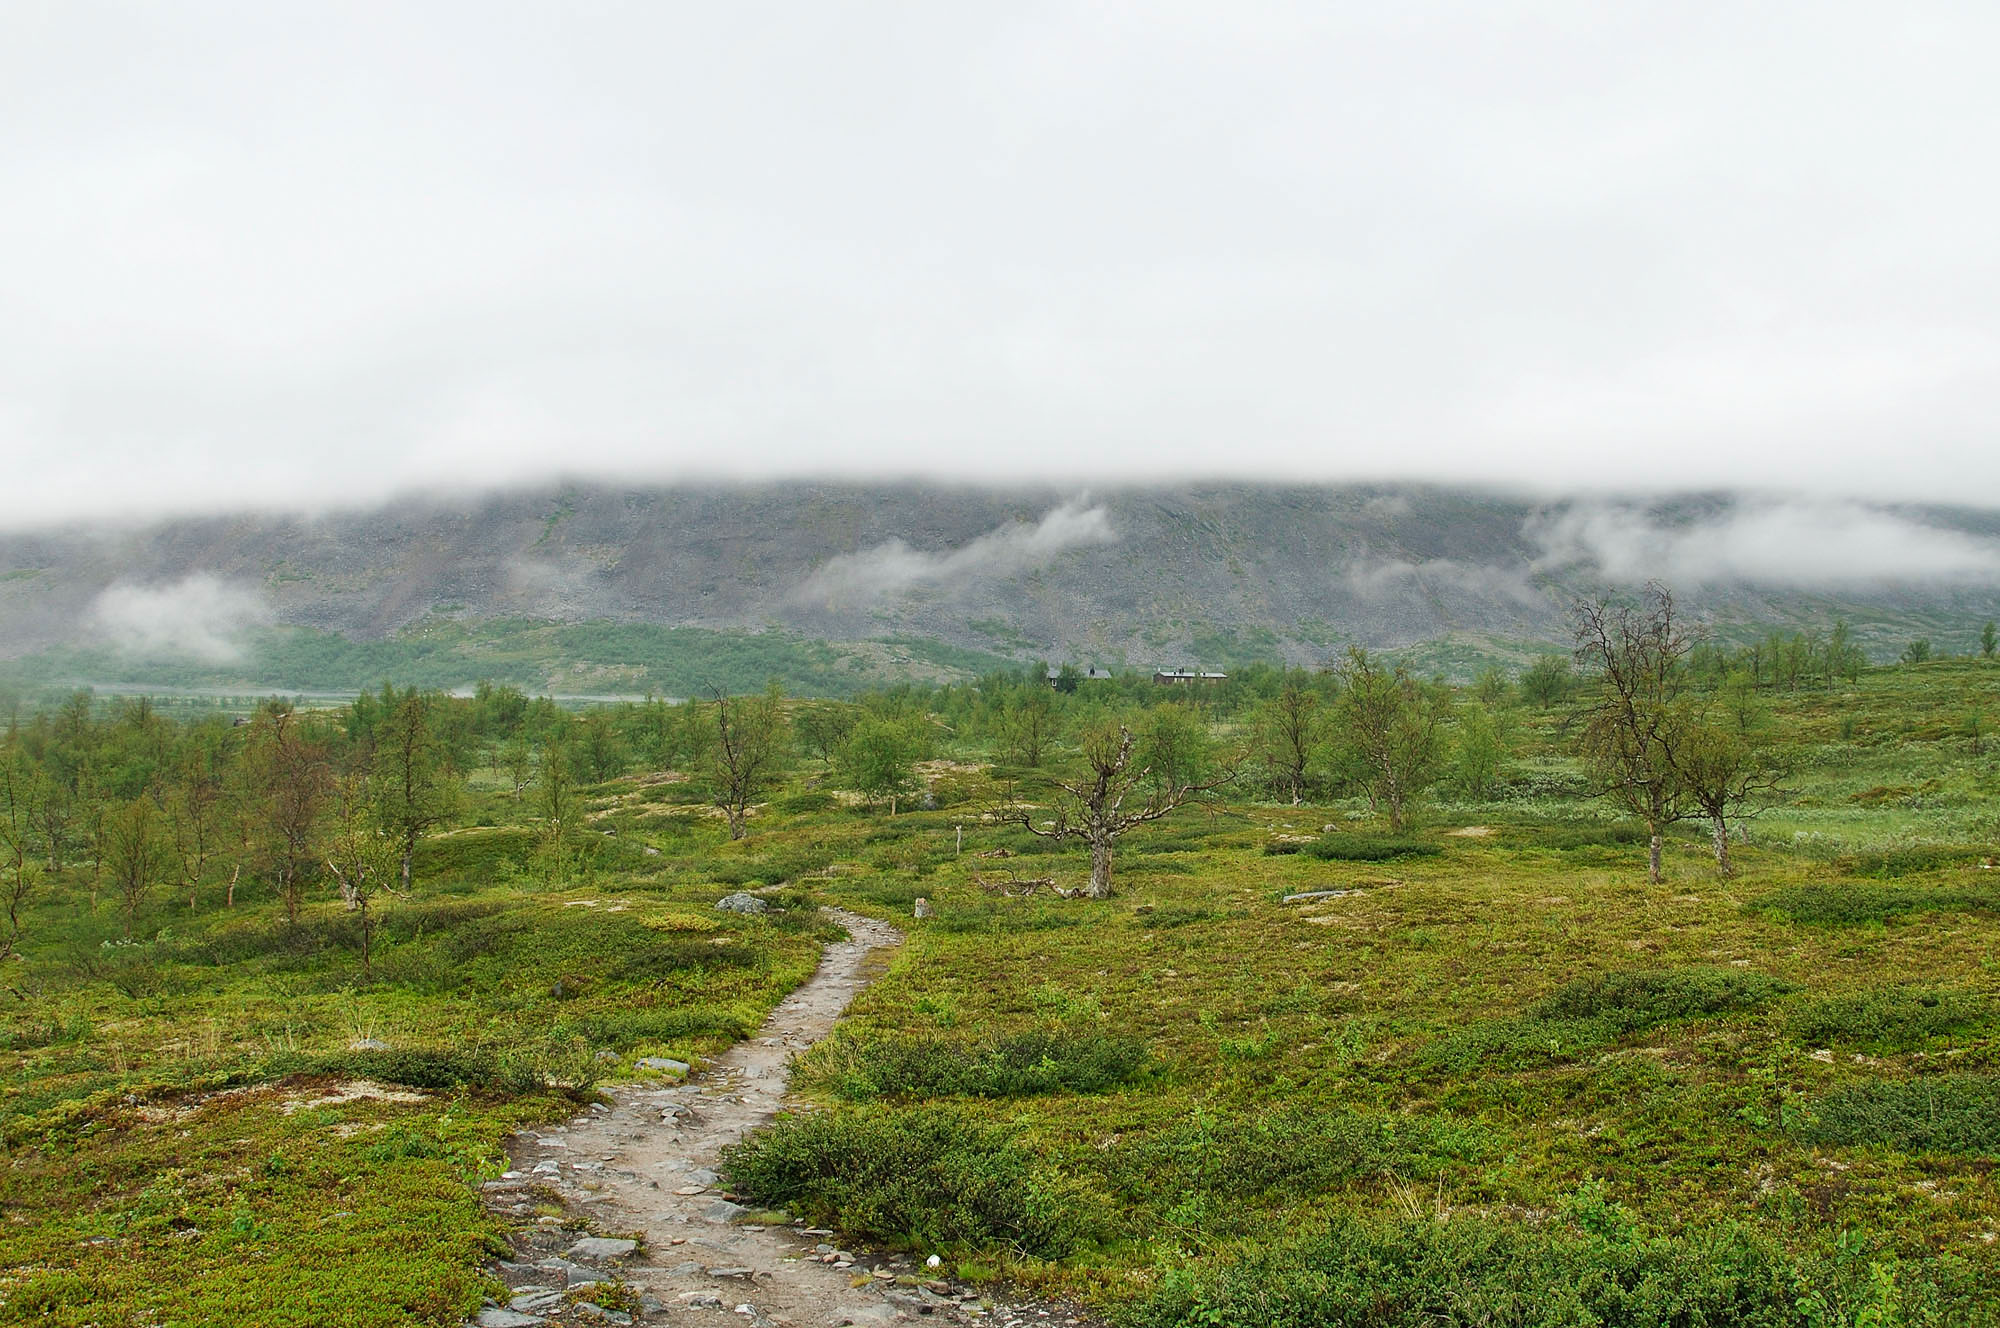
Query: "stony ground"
468 909 1102 1328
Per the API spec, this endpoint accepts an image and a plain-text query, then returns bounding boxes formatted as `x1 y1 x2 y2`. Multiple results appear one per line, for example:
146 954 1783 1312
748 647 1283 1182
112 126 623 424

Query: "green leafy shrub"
1790 1074 2000 1155
1785 988 1991 1051
1528 967 1794 1033
1126 1211 1972 1328
1750 884 1999 925
721 1107 1108 1257
1530 823 1651 849
801 1029 1150 1100
1109 1109 1492 1216
1305 835 1440 862
1425 967 1792 1072
562 1005 751 1047
1836 846 1985 878
776 791 839 814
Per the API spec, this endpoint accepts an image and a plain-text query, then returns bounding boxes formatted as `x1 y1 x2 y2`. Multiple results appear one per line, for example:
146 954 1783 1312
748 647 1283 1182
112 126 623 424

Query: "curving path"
476 909 1098 1328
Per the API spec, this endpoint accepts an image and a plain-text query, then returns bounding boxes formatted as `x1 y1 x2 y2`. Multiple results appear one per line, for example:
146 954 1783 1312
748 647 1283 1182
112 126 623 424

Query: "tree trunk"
360 901 373 980
1647 828 1663 884
400 842 414 892
226 864 238 908
1710 814 1733 877
1086 833 1114 899
725 806 746 840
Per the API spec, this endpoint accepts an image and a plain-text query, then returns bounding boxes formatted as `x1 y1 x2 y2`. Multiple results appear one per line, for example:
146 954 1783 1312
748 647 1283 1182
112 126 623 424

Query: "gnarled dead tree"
998 722 1235 899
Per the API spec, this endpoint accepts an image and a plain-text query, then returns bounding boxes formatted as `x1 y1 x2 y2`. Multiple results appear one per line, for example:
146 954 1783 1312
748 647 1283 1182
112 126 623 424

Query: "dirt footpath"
474 909 1102 1328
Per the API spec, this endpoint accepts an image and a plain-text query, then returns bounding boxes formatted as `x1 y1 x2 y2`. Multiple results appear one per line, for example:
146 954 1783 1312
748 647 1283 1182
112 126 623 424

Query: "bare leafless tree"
1000 722 1235 898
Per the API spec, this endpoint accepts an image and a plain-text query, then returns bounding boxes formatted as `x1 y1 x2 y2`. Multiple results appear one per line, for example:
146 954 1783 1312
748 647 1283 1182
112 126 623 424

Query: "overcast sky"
5 1 1999 526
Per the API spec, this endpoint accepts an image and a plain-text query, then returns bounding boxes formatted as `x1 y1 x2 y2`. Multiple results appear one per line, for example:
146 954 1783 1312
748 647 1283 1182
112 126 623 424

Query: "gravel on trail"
470 908 1105 1328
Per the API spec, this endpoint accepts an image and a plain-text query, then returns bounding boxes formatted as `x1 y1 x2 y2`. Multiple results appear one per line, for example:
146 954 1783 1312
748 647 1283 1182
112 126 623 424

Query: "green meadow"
2 647 1997 1325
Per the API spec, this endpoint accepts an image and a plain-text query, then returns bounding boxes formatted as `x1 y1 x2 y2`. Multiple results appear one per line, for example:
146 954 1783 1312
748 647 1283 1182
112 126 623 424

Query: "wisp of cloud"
1527 499 2000 588
796 499 1116 606
90 575 272 663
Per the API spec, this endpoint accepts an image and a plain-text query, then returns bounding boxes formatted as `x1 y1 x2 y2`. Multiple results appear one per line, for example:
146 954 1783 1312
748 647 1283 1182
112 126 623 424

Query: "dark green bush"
1138 907 1226 929
804 1029 1150 1101
1785 988 1991 1051
1126 1210 1977 1328
1425 968 1791 1073
721 1107 1107 1257
1528 967 1794 1033
1750 884 1999 925
1790 1075 2000 1155
561 1005 750 1047
1836 846 1985 879
1305 835 1441 862
1531 823 1651 850
1109 1109 1492 1213
776 791 839 814
1263 840 1304 856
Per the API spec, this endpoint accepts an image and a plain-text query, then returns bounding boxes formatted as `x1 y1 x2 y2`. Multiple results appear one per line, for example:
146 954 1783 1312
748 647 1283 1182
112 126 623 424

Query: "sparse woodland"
3 603 1999 1325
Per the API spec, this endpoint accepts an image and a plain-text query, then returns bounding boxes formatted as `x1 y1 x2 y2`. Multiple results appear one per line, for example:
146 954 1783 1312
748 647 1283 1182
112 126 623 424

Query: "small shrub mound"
1750 884 1999 926
1835 846 1985 879
1785 988 1991 1051
1790 1074 2000 1155
1108 1108 1493 1217
1528 967 1795 1033
1304 835 1440 862
1125 1210 1975 1328
1530 823 1651 850
803 1030 1150 1101
721 1107 1107 1257
1425 967 1791 1073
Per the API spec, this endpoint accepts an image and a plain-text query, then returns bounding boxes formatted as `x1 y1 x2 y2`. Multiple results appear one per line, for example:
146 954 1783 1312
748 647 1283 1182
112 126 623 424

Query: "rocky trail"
468 909 1102 1328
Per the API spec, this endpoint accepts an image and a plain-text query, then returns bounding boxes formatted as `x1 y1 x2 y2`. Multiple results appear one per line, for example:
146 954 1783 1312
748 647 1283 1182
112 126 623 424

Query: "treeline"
3 600 1992 960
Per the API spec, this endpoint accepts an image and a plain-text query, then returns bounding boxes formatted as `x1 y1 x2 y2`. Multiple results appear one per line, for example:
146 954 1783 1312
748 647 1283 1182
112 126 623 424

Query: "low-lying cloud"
90 575 272 662
797 499 1116 605
1527 499 2000 588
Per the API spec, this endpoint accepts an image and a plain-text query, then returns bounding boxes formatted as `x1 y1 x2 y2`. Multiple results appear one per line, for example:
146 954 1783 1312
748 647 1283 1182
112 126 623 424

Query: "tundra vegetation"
1 607 1998 1326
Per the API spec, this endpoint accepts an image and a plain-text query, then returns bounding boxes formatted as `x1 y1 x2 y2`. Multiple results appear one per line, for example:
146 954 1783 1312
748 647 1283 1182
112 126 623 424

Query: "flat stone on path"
564 1236 637 1260
474 1311 544 1328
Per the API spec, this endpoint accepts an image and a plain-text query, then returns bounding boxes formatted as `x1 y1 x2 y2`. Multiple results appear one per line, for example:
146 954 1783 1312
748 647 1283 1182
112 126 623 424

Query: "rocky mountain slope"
2 482 1996 694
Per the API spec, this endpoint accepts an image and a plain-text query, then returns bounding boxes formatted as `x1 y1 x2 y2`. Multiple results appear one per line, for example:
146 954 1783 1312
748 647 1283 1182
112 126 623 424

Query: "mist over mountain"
3 482 1997 697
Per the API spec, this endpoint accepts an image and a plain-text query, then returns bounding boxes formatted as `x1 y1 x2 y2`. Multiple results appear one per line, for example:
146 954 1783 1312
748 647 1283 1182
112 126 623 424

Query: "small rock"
636 1056 692 1074
565 1236 638 1261
703 1199 748 1223
709 1266 756 1278
715 892 769 914
349 1036 391 1052
681 1294 726 1309
686 1167 719 1185
913 897 932 919
511 1289 565 1313
926 1254 942 1269
475 1312 544 1328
